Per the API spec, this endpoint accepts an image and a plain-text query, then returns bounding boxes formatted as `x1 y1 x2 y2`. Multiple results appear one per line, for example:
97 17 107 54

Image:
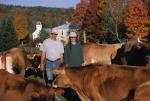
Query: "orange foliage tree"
72 0 89 25
124 0 150 39
13 13 29 40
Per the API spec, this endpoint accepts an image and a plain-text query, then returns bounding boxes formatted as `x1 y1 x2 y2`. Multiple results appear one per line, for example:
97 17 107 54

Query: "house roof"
53 22 71 30
52 22 81 31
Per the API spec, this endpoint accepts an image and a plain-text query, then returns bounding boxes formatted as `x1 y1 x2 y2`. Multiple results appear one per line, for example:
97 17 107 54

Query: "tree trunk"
115 24 121 43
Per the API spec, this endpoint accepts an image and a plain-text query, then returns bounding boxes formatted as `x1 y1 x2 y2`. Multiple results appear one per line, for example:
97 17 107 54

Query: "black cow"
25 55 43 78
112 38 150 66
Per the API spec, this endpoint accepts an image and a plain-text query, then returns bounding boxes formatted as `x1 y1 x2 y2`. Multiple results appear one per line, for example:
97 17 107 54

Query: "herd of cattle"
0 70 64 101
1 38 150 101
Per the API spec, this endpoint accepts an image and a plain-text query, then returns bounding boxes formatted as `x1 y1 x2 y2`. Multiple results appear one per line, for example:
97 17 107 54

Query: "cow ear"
53 67 65 74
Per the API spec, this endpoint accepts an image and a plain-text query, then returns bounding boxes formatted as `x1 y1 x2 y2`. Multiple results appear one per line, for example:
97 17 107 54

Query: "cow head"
52 67 72 88
26 80 64 101
125 37 150 52
32 55 41 68
124 38 142 52
27 53 41 69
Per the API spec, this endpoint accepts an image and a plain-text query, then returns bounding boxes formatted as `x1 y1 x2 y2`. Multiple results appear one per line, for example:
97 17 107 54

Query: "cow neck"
66 68 80 89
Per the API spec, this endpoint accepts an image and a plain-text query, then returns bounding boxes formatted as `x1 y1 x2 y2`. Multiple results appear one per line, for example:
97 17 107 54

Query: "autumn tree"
72 0 89 25
13 13 28 41
0 16 19 51
82 0 105 43
97 0 127 42
124 0 150 39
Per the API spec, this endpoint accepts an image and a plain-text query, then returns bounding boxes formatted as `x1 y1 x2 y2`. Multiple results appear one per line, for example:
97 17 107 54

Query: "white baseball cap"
51 29 58 34
69 32 77 37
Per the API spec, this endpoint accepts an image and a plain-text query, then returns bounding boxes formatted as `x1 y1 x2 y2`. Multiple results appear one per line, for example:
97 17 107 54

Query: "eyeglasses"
70 37 77 38
52 33 58 35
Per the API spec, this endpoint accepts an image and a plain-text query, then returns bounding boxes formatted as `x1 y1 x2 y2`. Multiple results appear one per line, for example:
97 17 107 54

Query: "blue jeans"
46 59 61 81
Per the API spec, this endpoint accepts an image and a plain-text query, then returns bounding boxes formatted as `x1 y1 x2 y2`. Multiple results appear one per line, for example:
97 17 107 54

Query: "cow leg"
76 91 90 101
89 92 105 101
77 92 104 101
89 84 105 101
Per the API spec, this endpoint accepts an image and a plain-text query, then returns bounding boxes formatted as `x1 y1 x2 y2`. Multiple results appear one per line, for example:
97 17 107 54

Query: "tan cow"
0 48 26 74
83 43 123 65
53 64 150 101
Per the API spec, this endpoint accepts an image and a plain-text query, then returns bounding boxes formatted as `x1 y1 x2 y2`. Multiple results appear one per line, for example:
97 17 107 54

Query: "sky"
0 0 80 8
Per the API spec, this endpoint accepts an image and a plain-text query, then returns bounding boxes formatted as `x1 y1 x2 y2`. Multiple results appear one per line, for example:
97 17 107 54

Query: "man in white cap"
40 30 64 87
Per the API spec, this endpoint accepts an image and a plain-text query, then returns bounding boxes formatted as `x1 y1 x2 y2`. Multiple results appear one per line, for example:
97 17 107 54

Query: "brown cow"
3 80 64 101
0 70 64 101
52 64 150 101
122 80 150 101
0 48 27 75
133 81 150 101
124 81 150 101
83 43 123 65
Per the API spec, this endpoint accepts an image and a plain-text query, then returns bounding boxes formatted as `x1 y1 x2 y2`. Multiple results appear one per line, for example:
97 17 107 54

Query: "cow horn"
137 37 143 44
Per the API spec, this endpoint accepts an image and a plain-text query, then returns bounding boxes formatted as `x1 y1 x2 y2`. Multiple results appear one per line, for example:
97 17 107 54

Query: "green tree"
0 16 19 51
39 29 49 42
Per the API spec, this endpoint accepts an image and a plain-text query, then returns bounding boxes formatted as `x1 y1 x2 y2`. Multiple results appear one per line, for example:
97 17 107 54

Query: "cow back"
53 64 150 101
83 43 122 65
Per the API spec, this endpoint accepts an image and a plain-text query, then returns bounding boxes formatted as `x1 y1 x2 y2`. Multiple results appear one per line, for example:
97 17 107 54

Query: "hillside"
0 4 74 34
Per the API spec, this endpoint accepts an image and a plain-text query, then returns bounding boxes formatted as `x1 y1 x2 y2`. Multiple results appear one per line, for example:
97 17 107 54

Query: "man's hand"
60 54 64 63
40 64 45 71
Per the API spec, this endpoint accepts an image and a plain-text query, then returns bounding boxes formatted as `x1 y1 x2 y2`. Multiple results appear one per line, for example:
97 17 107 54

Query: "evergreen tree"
39 29 49 42
0 16 19 51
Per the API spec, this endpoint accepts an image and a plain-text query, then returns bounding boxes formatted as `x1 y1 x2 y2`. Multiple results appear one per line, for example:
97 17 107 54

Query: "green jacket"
64 43 84 67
